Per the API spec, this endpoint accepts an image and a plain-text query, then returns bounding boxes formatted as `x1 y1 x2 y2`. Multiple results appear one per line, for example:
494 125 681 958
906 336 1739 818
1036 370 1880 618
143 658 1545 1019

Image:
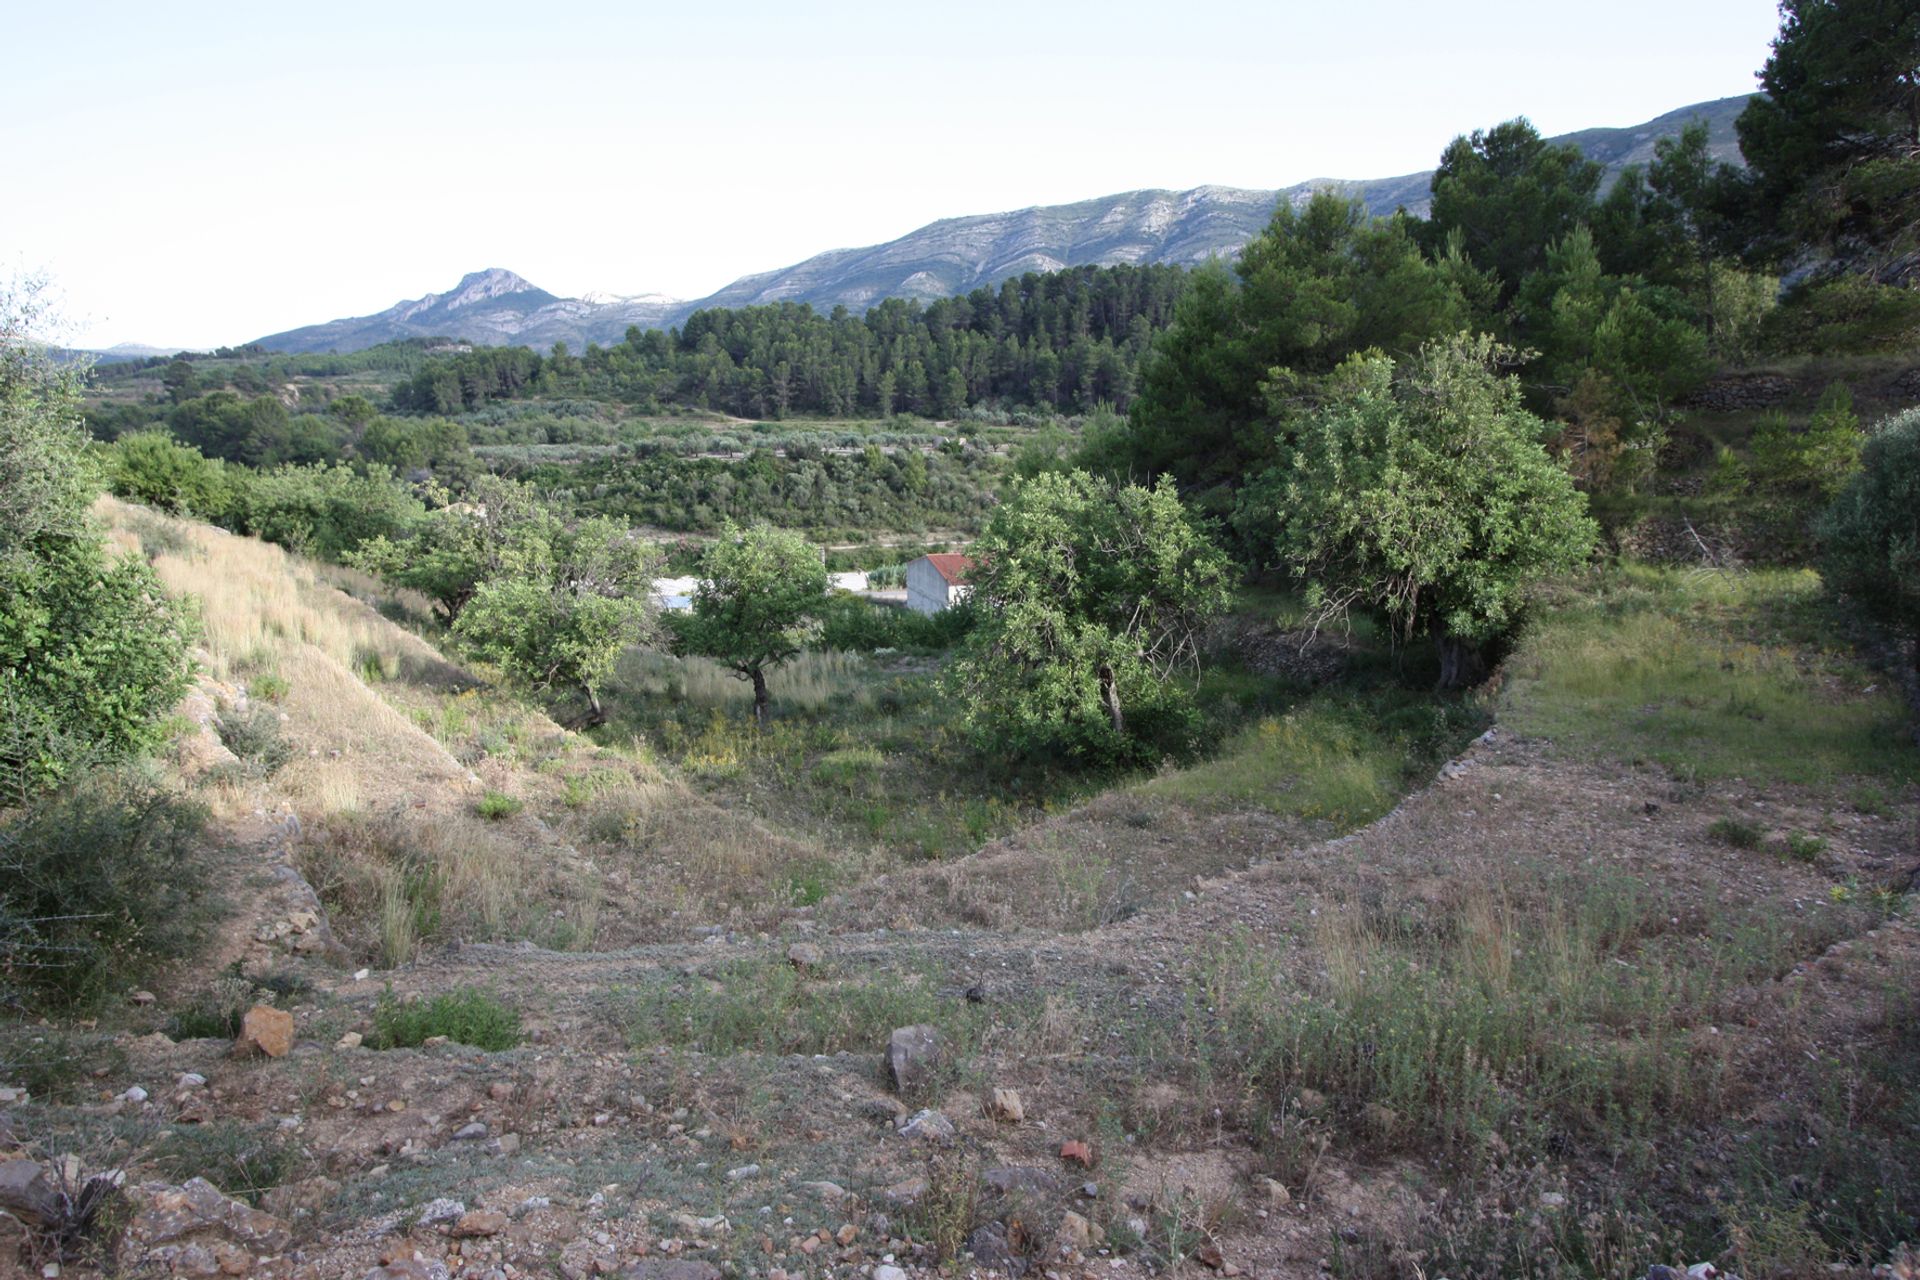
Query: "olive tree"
947 471 1231 765
453 516 662 723
677 523 828 728
1245 335 1597 688
1820 406 1920 678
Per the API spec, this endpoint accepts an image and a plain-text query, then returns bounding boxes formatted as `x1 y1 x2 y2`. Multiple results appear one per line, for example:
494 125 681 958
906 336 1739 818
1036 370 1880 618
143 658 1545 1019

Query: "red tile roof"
920 553 975 585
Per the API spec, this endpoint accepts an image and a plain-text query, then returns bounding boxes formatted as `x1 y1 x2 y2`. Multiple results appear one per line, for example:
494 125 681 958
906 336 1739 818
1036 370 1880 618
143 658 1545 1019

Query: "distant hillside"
252 95 1751 355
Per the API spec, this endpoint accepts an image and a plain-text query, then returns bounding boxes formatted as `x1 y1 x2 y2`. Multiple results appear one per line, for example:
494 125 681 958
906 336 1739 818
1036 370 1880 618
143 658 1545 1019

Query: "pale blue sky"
5 1 1783 348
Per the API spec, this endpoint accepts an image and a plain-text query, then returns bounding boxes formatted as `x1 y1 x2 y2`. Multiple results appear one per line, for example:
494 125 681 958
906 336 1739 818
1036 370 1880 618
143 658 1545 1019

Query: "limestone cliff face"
252 96 1750 354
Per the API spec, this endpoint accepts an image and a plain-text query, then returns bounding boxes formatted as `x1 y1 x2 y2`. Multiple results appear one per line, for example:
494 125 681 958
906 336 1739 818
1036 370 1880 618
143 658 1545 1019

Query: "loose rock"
886 1025 939 1094
234 1006 294 1059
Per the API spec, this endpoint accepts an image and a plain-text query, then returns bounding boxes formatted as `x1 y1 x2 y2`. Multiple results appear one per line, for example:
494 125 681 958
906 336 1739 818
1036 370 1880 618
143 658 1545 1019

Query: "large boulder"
886 1024 939 1094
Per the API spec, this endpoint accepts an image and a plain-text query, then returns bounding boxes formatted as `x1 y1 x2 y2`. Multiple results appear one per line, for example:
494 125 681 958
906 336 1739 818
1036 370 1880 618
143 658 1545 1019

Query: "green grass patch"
1504 565 1917 785
371 986 522 1050
1141 691 1485 827
619 958 991 1064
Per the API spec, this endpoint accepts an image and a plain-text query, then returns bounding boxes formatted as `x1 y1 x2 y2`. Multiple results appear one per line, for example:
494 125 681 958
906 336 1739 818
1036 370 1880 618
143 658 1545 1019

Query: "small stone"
896 1109 955 1144
490 1133 522 1157
386 1099 406 1113
176 1073 207 1090
786 943 823 972
1059 1140 1094 1168
130 990 156 1006
415 1197 466 1225
881 1178 927 1207
453 1209 509 1238
234 1006 294 1058
353 968 371 981
489 1082 514 1101
990 1087 1024 1123
1259 1177 1290 1208
725 1164 759 1181
120 1086 149 1103
874 1268 908 1280
835 1224 858 1246
1539 1191 1567 1210
451 1122 488 1141
337 1032 363 1049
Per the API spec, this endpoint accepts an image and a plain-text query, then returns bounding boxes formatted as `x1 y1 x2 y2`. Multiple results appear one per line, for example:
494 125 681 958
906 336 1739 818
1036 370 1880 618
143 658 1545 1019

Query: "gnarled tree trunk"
1435 633 1489 690
1097 662 1125 736
751 666 771 730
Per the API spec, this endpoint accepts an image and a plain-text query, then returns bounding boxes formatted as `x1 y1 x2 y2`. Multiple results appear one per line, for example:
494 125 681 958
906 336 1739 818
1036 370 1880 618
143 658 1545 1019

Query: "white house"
904 554 974 616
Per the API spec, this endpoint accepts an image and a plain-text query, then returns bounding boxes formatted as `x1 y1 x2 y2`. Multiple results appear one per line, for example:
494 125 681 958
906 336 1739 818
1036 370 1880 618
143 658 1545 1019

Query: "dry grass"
100 497 836 953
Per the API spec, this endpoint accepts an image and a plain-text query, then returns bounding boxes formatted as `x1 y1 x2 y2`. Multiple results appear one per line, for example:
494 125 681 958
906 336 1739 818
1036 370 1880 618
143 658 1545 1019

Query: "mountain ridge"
251 95 1751 355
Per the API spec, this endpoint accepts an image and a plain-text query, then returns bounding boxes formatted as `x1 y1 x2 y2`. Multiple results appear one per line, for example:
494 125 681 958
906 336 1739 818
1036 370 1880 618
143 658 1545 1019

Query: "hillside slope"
253 96 1750 354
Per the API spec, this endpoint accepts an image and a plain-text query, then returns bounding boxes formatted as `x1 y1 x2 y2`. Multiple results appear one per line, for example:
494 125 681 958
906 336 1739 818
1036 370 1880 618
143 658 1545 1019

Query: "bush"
1709 816 1765 849
216 704 294 776
370 986 522 1050
475 790 522 821
0 772 211 1010
107 432 235 518
817 593 974 652
1819 406 1920 660
1760 275 1920 355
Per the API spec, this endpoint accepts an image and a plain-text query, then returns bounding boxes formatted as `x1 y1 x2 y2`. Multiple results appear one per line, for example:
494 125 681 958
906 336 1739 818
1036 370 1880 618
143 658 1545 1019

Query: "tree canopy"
947 471 1231 763
1238 336 1597 687
677 523 830 727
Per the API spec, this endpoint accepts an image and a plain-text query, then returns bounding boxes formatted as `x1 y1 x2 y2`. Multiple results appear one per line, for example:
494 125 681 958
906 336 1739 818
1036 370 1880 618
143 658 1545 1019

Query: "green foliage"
947 471 1231 764
1750 383 1864 503
1758 275 1920 355
815 592 973 653
1426 118 1603 302
0 770 211 1011
393 264 1185 418
1 534 199 794
1115 194 1478 488
1819 406 1920 649
475 790 522 820
676 522 829 725
235 461 424 562
169 389 347 467
370 986 523 1050
453 515 663 717
347 475 547 622
1735 0 1920 267
1244 337 1597 685
107 431 237 517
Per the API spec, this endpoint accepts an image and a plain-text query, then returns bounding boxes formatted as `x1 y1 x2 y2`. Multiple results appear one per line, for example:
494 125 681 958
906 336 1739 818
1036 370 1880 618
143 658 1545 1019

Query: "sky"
5 1 1784 350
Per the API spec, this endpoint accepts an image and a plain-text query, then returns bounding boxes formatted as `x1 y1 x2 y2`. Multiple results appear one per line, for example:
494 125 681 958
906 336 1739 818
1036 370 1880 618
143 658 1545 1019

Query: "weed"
370 986 522 1050
1784 831 1828 861
152 1123 300 1206
217 703 295 775
1709 815 1765 848
475 790 523 821
247 673 291 703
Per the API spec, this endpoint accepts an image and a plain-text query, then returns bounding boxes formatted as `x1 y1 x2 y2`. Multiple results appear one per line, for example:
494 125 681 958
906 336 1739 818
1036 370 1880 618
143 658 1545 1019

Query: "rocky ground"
4 724 1915 1280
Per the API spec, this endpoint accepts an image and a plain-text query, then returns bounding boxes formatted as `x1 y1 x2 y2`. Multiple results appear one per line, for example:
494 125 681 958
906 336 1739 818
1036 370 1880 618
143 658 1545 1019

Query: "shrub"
1819 406 1920 663
817 593 974 653
0 772 211 1010
1784 832 1828 862
475 790 522 821
152 1123 299 1206
216 704 294 776
370 986 522 1050
107 432 235 518
1709 815 1765 849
